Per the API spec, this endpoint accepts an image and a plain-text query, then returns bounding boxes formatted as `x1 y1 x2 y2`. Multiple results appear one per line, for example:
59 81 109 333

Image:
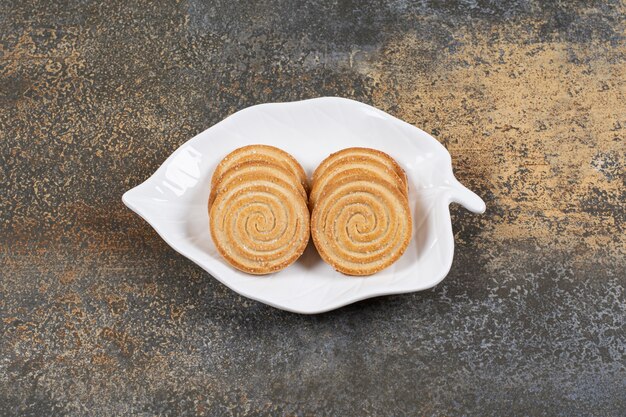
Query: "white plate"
123 97 485 314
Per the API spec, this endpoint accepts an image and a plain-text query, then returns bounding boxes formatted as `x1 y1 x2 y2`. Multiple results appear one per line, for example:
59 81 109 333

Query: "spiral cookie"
209 146 310 274
311 149 412 276
211 144 308 195
312 147 408 195
209 161 307 208
308 156 407 208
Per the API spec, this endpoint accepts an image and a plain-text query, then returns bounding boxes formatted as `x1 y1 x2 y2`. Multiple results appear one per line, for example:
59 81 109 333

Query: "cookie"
310 149 412 276
209 160 306 208
308 155 406 209
209 146 309 274
211 144 308 195
312 147 407 196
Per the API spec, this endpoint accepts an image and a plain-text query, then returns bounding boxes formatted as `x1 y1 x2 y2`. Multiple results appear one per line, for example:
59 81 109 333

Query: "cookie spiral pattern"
309 156 406 208
311 174 412 276
313 147 408 195
209 146 309 275
210 174 309 274
209 161 306 208
211 144 308 195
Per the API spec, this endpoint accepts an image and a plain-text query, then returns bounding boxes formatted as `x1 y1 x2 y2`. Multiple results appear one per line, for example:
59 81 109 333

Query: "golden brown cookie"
209 162 309 275
211 144 308 195
312 147 408 195
209 161 307 208
311 152 412 276
308 156 406 209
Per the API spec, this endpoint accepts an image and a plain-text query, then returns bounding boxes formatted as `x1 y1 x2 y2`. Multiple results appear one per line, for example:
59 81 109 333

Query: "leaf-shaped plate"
123 97 485 314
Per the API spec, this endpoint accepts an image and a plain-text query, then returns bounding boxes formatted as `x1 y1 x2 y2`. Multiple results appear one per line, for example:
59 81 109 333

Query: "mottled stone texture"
1 0 624 415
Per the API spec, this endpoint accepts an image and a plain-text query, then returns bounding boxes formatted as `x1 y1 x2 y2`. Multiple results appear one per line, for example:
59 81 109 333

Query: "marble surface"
1 0 624 415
